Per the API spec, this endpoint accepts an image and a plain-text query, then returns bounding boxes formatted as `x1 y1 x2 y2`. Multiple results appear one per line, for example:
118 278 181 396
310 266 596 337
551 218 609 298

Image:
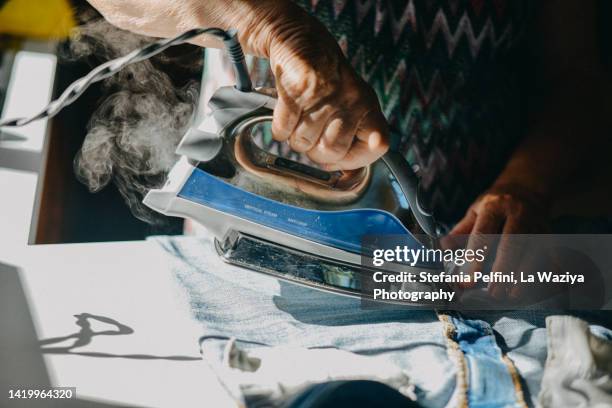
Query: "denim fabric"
152 236 612 407
463 311 612 406
445 314 525 408
154 235 456 407
219 337 418 405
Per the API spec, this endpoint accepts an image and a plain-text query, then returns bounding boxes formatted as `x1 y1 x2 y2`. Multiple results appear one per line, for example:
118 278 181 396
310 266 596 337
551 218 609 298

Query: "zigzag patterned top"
243 0 533 227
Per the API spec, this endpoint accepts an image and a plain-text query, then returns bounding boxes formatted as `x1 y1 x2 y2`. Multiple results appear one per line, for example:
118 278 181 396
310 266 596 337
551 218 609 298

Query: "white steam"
68 16 201 223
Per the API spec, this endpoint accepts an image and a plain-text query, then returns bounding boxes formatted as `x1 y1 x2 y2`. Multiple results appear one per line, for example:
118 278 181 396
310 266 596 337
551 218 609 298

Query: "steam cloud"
67 15 201 224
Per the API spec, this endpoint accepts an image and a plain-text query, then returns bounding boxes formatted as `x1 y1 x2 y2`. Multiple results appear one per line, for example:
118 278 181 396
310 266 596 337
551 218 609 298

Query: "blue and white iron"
0 27 444 300
142 34 444 298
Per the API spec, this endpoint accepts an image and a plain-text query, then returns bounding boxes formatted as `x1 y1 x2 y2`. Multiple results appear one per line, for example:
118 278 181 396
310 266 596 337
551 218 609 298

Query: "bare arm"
86 0 389 169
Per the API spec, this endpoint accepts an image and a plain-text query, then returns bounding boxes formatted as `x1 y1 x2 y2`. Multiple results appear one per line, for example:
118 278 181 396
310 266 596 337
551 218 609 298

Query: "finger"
439 234 464 251
256 87 278 98
491 216 525 274
327 139 385 170
508 249 540 302
272 94 301 142
489 279 511 300
307 115 356 164
507 259 530 302
459 215 494 288
289 105 334 153
488 216 526 300
325 109 389 170
441 211 476 275
464 207 505 279
450 210 477 235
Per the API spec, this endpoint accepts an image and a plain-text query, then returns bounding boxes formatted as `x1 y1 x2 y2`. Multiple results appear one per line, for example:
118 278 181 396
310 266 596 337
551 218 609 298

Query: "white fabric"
539 315 612 408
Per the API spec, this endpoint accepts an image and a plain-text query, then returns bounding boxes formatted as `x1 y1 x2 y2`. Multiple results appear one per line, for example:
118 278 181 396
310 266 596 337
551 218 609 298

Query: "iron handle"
381 150 438 237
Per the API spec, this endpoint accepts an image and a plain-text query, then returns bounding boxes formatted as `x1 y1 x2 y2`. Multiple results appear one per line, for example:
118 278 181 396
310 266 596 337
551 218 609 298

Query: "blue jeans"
153 236 612 407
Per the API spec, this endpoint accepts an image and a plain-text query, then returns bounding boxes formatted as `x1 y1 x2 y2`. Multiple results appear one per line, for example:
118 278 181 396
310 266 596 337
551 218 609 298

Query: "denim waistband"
439 312 527 408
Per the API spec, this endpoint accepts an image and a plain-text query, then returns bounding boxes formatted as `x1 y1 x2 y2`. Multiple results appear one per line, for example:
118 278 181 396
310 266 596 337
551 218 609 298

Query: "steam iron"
0 26 444 301
143 43 444 300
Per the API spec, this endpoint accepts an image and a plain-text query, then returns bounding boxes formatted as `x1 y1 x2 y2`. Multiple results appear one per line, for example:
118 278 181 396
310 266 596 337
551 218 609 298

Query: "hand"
267 7 389 170
448 183 551 299
86 0 389 169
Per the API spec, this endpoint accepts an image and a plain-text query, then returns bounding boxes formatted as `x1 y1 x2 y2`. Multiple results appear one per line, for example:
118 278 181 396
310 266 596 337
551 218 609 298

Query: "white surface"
0 168 236 407
0 50 56 152
0 43 235 408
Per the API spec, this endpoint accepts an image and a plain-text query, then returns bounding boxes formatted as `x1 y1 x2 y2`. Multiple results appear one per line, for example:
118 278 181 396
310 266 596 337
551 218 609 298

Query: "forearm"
188 0 306 57
87 0 308 58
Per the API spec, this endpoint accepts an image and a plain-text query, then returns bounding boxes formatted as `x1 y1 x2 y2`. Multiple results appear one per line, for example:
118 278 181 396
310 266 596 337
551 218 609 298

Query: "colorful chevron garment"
245 0 533 228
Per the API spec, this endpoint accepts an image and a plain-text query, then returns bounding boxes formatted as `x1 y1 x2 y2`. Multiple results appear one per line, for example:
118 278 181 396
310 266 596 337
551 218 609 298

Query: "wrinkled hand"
267 10 388 169
448 183 550 299
86 0 389 169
